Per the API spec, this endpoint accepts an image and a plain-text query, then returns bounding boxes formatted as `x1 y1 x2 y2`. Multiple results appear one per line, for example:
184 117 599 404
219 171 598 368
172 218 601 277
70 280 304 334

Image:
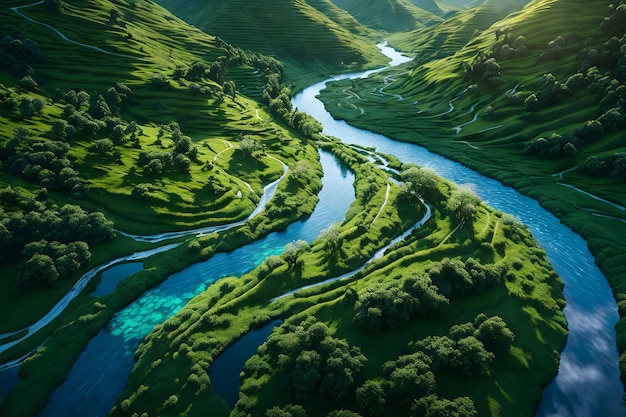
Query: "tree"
223 80 236 100
282 240 309 268
450 336 494 376
16 253 59 290
446 186 480 221
388 353 436 406
320 223 341 251
473 315 515 351
356 380 386 416
400 166 440 200
18 75 38 91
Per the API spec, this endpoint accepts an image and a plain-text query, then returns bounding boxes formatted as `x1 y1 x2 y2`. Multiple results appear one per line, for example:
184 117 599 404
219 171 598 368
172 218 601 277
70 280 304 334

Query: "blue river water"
292 43 626 417
0 44 622 417
38 150 356 417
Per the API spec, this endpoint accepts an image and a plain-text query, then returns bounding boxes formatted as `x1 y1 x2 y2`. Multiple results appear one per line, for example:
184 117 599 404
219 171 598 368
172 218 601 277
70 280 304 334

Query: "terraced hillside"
0 1 571 417
152 0 389 88
319 0 626 378
327 0 442 32
0 0 330 412
389 0 532 61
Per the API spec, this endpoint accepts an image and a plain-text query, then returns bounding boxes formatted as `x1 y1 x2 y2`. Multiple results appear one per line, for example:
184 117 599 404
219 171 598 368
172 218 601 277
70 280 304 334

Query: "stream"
292 43 625 417
37 149 356 417
1 41 624 417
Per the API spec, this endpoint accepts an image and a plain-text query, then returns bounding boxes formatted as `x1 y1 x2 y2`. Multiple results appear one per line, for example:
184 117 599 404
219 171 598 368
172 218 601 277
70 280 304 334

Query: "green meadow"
2 0 618 416
319 0 626 379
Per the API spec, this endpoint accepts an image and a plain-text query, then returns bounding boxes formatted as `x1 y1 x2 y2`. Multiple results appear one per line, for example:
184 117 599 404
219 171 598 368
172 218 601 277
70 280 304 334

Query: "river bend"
292 43 625 417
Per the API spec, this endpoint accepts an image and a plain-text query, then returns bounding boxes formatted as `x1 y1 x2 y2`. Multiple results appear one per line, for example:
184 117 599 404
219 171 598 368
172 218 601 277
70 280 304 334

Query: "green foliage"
264 317 366 402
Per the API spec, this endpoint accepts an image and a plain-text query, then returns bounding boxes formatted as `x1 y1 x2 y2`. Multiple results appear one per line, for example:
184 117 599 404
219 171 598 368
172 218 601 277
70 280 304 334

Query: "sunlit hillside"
327 0 441 32
152 0 389 87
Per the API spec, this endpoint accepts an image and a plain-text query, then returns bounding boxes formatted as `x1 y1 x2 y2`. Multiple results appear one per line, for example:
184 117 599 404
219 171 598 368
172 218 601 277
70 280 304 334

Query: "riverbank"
108 134 567 417
317 64 626 383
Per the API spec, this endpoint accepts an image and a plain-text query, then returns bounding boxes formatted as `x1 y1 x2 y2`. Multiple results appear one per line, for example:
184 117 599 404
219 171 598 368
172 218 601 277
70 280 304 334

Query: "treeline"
0 186 113 290
353 258 504 332
243 310 514 417
477 4 626 181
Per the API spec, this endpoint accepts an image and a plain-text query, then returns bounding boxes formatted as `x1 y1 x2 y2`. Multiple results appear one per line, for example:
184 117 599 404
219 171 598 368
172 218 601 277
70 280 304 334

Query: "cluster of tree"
353 258 503 333
238 135 266 160
1 128 87 198
445 185 481 222
579 152 626 181
0 188 113 257
15 239 91 290
135 123 196 176
353 314 513 416
0 32 46 80
260 317 367 402
428 257 503 297
464 28 528 87
519 6 626 175
492 29 527 61
262 73 322 138
0 186 113 288
399 164 441 201
255 314 513 417
353 273 449 332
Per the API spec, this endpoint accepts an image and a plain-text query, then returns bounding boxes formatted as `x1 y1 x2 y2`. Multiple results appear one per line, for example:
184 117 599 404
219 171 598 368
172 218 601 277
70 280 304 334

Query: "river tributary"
292 43 626 417
1 42 624 417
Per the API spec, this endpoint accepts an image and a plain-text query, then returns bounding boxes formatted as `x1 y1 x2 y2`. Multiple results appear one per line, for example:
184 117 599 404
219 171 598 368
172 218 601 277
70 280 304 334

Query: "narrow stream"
292 43 626 417
37 149 356 417
1 42 624 417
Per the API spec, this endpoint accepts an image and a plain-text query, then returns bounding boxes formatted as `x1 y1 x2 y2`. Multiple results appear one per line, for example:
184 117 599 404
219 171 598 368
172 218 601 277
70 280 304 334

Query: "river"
37 149 356 417
1 43 624 417
292 43 625 417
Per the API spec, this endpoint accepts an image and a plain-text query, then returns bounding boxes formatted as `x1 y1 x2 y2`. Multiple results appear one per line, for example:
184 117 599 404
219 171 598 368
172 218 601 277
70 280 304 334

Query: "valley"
0 0 624 416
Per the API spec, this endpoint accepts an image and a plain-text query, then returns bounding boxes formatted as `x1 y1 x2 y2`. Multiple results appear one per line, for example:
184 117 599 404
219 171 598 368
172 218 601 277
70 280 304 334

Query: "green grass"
0 1 581 416
318 0 626 348
105 140 566 417
152 0 390 91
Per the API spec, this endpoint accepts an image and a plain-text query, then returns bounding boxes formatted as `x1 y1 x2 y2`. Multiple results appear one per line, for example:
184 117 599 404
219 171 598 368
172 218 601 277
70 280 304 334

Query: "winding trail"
11 1 138 60
558 183 625 212
372 182 391 223
271 199 432 302
118 158 288 243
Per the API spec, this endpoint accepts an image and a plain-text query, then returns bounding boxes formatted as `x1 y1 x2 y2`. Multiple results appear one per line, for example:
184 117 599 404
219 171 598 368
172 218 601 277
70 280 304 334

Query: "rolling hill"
318 0 626 382
326 0 442 32
152 0 389 87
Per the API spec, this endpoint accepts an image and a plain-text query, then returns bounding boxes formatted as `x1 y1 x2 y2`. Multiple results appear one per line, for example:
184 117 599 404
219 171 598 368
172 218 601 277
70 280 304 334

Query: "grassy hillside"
110 141 566 417
0 1 571 417
152 0 389 89
388 0 532 60
327 0 442 32
319 0 626 380
0 0 327 406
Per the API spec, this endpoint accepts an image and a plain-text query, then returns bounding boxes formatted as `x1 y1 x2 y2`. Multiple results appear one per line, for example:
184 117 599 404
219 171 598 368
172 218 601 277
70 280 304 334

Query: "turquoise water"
38 149 356 417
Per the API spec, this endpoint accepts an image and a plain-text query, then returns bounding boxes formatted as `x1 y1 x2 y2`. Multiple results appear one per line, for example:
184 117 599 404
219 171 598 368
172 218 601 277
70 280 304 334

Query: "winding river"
0 39 623 417
38 150 356 417
292 43 625 417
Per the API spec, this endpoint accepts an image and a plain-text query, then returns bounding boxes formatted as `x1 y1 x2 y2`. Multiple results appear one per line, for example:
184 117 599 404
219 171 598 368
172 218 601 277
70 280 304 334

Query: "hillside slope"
389 0 532 60
327 0 442 32
319 0 626 382
152 0 389 87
